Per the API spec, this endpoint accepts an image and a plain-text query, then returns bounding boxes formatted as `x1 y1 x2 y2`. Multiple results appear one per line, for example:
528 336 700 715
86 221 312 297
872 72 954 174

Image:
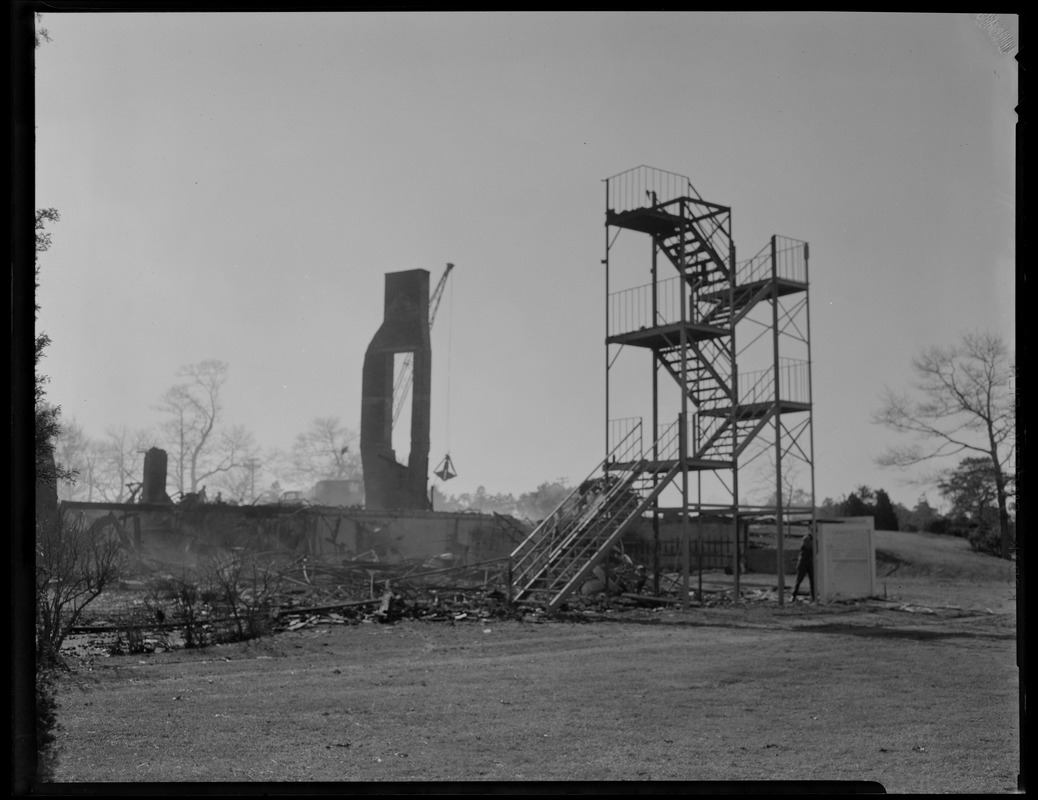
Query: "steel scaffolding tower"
602 165 816 605
507 166 815 612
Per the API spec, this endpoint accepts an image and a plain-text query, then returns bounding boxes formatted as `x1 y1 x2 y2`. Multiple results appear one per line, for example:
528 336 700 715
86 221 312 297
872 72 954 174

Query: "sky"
33 11 1017 510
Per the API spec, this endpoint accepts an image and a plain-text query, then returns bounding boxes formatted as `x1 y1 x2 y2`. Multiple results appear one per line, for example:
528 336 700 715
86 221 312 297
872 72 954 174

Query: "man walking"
791 529 815 601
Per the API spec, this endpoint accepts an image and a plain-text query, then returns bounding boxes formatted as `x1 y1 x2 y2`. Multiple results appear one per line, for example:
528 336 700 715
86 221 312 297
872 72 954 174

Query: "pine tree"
873 489 900 531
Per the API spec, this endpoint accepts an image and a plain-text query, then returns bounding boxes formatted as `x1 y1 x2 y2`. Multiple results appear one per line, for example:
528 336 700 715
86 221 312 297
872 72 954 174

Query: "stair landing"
699 400 811 420
607 321 727 348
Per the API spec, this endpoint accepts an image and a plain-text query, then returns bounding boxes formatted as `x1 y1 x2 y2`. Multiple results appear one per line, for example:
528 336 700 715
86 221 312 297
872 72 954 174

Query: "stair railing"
539 475 647 592
605 165 702 214
740 367 775 408
543 466 646 568
510 421 643 570
735 237 808 286
510 418 680 600
541 459 683 611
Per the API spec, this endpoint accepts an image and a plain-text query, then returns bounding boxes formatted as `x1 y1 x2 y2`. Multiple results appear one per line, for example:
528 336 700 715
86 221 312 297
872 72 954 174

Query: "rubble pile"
66 555 799 659
68 555 533 654
272 555 527 630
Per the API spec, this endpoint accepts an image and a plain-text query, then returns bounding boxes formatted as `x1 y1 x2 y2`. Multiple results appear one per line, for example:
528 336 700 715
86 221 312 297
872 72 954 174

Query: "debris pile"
69 553 534 654
67 554 821 659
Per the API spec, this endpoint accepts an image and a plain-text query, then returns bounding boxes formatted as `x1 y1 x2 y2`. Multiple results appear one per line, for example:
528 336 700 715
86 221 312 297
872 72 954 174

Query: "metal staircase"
598 167 815 603
509 420 681 612
502 167 819 608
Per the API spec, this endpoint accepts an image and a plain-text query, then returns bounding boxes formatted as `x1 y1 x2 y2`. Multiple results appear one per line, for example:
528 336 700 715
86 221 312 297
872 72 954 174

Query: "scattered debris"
72 555 891 659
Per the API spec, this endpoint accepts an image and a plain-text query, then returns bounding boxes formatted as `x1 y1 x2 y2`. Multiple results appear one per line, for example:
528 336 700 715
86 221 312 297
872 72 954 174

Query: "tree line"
54 372 362 505
43 332 1018 557
818 469 1012 557
431 481 574 522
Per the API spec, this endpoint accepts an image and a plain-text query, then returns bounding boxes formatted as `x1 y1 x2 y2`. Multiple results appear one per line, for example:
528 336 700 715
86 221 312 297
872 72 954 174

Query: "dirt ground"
45 530 1020 792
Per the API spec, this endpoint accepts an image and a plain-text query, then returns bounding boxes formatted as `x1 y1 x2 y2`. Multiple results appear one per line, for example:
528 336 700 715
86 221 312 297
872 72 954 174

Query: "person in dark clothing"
791 531 815 601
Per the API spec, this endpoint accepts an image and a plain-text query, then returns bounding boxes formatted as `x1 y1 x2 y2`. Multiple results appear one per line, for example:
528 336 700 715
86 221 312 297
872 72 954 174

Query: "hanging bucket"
434 453 457 481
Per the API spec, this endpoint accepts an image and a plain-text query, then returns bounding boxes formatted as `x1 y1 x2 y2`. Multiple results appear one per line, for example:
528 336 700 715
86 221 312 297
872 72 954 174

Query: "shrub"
150 555 285 648
156 571 212 649
35 509 129 780
968 526 1005 557
36 509 128 663
205 554 284 642
927 517 950 535
35 664 60 781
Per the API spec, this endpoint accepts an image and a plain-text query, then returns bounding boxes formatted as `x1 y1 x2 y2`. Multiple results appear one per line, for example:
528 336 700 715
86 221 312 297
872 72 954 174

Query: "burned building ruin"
360 269 432 511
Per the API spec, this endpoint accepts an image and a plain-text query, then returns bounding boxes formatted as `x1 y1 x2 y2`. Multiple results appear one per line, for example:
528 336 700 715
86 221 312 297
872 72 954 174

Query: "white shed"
815 516 876 602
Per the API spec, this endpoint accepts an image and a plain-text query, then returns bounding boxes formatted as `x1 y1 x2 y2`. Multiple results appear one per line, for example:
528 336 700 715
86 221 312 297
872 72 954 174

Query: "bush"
968 526 1005 557
150 555 285 648
927 517 950 535
35 509 129 780
205 554 283 642
926 516 973 538
35 664 60 782
36 509 128 664
156 571 213 649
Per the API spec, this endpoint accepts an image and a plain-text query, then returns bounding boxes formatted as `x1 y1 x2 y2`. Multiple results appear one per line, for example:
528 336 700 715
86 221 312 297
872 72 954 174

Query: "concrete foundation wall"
311 509 516 565
60 502 518 568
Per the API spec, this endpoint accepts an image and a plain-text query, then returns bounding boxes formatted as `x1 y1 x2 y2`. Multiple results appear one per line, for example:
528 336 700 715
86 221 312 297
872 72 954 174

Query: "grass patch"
45 530 1020 791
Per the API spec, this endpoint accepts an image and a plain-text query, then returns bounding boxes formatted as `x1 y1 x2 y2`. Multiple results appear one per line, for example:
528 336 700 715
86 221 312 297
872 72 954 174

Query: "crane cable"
445 272 453 451
434 271 457 482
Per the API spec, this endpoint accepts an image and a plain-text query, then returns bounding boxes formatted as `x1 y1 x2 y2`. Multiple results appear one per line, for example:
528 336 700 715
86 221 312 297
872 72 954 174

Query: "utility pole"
244 458 260 502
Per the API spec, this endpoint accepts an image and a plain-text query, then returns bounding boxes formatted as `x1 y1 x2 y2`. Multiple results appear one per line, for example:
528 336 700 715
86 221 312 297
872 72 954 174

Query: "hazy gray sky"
34 12 1016 509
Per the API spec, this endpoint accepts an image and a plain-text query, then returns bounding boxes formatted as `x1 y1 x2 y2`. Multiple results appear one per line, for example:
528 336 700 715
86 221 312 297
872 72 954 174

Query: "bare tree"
36 509 128 664
97 426 153 502
157 361 255 495
205 554 284 641
751 450 813 511
288 417 361 487
158 360 225 493
205 424 259 487
52 418 99 501
204 428 263 502
874 331 1015 558
53 422 154 503
217 448 286 504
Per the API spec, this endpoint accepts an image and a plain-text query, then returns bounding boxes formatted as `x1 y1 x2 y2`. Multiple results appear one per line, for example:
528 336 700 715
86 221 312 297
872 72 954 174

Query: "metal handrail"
722 359 811 408
607 417 643 457
735 237 808 286
608 275 738 337
510 418 680 594
653 419 682 461
540 462 654 586
544 468 644 568
511 420 643 566
607 276 684 337
605 165 701 213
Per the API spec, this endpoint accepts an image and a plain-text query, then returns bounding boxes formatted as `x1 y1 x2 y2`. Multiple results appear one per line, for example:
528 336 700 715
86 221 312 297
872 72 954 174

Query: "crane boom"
392 263 454 426
427 261 454 329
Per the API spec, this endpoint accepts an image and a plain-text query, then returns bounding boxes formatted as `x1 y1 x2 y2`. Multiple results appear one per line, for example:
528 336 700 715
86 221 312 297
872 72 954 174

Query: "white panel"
816 517 876 602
